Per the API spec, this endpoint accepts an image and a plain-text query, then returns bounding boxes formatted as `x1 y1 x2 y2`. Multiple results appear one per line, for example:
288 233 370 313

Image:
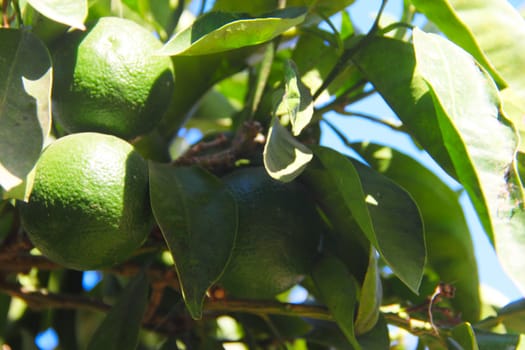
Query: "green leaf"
409 0 505 87
304 146 425 293
451 323 479 350
447 0 525 99
355 247 382 335
263 117 313 182
474 330 520 349
0 29 52 200
312 255 361 349
497 298 525 333
275 60 314 136
159 49 249 138
158 7 307 56
87 272 148 350
357 314 390 350
352 37 456 177
149 163 237 319
355 143 480 321
27 0 87 30
413 28 525 294
438 0 525 152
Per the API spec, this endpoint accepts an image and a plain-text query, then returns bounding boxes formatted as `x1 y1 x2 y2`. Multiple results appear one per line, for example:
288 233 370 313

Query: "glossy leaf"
275 60 314 136
312 255 361 349
451 322 479 350
304 146 425 293
352 37 456 177
263 117 313 182
213 0 354 18
158 7 307 56
355 143 480 321
27 0 87 30
149 163 237 319
355 247 382 335
0 29 52 200
438 0 525 152
87 272 148 350
409 0 505 86
413 29 525 294
447 0 525 99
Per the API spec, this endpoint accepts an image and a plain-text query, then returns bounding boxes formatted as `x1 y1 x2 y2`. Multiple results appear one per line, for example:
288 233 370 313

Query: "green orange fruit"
219 167 322 299
19 132 152 270
52 17 175 139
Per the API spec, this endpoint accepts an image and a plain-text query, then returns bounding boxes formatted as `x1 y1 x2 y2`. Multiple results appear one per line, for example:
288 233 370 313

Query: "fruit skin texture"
19 132 152 270
219 167 322 299
52 17 175 139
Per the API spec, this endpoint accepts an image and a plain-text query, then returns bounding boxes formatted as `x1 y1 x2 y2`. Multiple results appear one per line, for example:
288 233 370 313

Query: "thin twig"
312 0 389 100
173 121 263 172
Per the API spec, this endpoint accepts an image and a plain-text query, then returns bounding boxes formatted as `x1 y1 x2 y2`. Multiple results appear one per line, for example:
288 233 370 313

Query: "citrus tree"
1 0 525 349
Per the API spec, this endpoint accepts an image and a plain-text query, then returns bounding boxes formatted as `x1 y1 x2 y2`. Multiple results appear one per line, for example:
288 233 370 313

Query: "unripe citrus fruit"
219 167 322 299
52 17 175 139
19 132 152 270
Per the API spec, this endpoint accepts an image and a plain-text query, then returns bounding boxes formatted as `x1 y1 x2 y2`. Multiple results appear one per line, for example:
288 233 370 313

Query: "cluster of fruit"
20 17 322 299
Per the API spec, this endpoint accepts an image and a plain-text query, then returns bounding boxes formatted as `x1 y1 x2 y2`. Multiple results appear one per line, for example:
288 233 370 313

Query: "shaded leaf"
275 60 313 136
355 143 480 321
355 247 382 335
27 0 87 30
357 314 390 350
312 255 361 349
413 28 525 294
87 272 148 350
159 7 307 56
304 146 425 293
451 322 479 350
292 31 362 101
159 49 250 138
149 163 237 319
352 37 456 177
409 0 505 86
263 117 313 182
0 29 52 200
474 329 520 350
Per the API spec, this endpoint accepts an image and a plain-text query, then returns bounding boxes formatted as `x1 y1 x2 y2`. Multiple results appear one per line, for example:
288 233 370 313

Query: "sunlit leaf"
498 298 525 333
263 117 313 182
409 0 505 86
312 255 361 349
274 60 313 136
0 29 52 200
149 163 237 319
159 7 307 56
413 28 525 294
87 272 148 350
355 143 480 321
27 0 87 30
303 146 425 293
352 37 456 177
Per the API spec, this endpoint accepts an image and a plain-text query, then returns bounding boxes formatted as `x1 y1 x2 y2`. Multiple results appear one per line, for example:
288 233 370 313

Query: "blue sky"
319 0 524 302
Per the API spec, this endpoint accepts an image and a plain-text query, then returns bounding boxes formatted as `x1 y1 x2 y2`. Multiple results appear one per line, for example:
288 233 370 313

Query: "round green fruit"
219 167 322 299
52 17 175 139
19 132 152 270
